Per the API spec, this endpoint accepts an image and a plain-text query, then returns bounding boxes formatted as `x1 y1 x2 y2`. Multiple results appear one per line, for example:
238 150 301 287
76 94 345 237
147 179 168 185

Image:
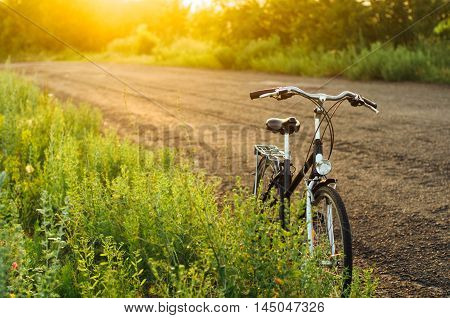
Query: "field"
3 62 449 297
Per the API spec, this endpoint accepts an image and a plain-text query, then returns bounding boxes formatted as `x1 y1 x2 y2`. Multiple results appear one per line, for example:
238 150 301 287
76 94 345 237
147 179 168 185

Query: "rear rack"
254 145 285 160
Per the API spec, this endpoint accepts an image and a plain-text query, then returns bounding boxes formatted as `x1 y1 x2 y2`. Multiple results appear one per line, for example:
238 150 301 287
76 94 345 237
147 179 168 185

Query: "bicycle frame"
285 104 326 199
255 102 333 252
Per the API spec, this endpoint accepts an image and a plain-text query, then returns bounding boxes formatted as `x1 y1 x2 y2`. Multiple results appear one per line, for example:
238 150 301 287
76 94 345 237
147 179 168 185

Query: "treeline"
0 0 448 82
195 0 448 49
1 0 448 54
1 0 189 55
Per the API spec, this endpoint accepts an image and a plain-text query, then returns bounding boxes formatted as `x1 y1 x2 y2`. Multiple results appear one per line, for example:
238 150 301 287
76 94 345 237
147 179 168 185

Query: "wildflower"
274 277 284 285
21 129 31 142
11 261 18 270
9 293 15 298
25 164 34 174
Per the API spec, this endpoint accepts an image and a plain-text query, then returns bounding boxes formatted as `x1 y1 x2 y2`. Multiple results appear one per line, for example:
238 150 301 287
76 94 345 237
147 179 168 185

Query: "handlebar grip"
362 96 377 109
250 88 277 100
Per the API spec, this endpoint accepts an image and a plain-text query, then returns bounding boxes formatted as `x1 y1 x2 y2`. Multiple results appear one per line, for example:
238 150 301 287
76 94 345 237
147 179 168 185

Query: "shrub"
229 40 448 83
107 24 159 55
339 42 449 83
345 43 426 81
214 45 237 68
235 36 282 68
154 38 222 68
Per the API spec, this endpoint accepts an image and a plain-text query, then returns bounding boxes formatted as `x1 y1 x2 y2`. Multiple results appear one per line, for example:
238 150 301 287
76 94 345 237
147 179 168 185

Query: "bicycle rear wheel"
253 157 283 219
254 157 278 199
311 185 353 297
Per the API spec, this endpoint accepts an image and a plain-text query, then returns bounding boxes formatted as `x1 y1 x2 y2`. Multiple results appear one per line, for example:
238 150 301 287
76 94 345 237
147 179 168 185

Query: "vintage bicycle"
250 86 378 296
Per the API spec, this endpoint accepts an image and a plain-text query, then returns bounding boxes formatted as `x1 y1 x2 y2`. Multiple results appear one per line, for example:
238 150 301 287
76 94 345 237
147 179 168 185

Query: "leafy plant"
107 24 160 55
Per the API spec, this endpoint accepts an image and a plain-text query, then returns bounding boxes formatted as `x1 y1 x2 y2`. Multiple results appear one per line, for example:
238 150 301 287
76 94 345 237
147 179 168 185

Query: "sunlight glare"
182 0 212 10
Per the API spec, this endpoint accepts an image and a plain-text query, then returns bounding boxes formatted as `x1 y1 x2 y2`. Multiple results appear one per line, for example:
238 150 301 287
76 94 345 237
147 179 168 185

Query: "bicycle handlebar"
249 86 378 113
249 89 279 100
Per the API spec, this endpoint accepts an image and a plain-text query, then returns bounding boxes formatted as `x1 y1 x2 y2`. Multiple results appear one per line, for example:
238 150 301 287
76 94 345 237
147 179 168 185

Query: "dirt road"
6 62 450 297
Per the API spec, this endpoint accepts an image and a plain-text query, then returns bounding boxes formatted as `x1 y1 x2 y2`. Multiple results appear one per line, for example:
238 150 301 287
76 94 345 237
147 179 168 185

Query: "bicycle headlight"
316 159 332 175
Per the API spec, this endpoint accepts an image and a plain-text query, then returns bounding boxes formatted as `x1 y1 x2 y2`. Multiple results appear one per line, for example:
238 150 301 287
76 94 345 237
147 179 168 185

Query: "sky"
182 0 212 10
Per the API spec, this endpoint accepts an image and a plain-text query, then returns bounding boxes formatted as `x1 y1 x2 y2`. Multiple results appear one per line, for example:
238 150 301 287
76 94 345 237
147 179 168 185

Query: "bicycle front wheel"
311 185 353 297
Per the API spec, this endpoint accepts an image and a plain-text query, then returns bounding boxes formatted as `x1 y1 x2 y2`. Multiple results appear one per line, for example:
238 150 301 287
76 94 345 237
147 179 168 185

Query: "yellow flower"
25 164 34 174
21 129 32 144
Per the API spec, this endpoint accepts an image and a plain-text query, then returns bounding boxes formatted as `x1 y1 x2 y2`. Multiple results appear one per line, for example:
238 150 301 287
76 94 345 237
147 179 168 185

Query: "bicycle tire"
311 185 352 297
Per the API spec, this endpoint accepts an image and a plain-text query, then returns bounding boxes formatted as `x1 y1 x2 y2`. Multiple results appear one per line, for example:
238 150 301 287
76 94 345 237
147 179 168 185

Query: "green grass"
0 72 377 297
6 35 448 84
98 33 450 84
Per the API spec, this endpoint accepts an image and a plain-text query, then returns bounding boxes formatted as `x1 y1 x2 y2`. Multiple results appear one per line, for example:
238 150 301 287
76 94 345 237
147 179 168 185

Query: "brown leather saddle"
266 117 300 135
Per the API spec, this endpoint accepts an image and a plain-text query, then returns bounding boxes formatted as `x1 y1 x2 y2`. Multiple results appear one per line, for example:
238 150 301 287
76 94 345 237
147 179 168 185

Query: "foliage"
1 0 447 56
344 42 450 82
153 38 222 68
102 37 449 83
107 25 160 55
0 72 377 297
0 0 448 83
434 17 450 36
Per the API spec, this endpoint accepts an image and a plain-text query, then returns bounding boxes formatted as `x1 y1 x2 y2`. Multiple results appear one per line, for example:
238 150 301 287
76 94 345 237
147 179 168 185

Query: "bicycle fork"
306 105 322 253
306 180 315 253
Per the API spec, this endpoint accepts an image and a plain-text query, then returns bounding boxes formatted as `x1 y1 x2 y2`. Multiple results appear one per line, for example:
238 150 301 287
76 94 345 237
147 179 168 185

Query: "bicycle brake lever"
348 96 361 107
277 92 295 100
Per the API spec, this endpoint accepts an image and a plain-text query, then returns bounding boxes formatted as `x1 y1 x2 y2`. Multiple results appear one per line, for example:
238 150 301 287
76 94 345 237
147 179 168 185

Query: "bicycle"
250 86 378 297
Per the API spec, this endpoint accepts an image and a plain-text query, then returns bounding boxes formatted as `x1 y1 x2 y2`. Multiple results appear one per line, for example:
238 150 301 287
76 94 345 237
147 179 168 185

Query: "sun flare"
182 0 212 9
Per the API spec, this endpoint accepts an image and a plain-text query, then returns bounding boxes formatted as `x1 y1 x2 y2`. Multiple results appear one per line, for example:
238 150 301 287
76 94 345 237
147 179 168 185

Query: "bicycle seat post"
284 133 290 162
281 132 291 229
283 133 290 194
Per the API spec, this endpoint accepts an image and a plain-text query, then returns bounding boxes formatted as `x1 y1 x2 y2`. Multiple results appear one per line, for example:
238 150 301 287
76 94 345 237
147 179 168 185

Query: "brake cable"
303 98 334 166
321 100 346 159
301 97 353 175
